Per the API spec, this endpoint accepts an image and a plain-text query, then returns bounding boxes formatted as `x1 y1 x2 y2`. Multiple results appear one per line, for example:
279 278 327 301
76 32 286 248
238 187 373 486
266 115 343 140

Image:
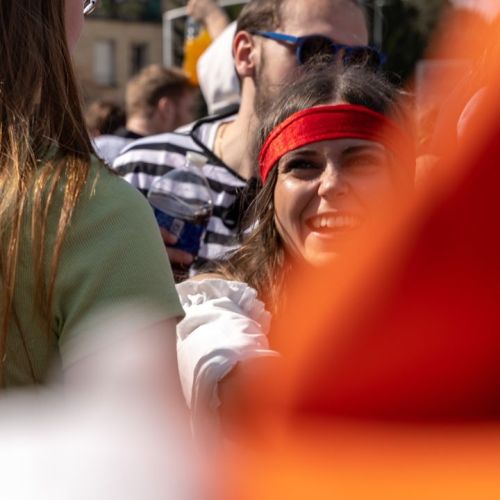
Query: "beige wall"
74 19 163 105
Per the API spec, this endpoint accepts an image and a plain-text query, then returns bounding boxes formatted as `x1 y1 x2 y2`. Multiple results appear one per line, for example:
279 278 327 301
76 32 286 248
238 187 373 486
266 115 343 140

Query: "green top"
4 160 183 386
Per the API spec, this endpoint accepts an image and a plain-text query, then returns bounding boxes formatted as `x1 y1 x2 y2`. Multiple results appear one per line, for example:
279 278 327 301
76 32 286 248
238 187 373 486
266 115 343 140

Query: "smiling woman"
260 102 412 267
175 63 415 443
220 63 414 309
273 134 392 267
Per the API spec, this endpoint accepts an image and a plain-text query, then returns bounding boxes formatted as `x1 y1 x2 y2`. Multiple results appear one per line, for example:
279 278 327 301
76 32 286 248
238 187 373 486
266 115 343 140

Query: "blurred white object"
0 304 201 500
176 278 279 444
93 135 134 165
197 22 240 115
457 87 487 140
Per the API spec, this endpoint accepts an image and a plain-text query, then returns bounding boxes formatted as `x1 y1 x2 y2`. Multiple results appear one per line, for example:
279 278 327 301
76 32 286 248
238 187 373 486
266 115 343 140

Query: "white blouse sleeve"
176 278 279 418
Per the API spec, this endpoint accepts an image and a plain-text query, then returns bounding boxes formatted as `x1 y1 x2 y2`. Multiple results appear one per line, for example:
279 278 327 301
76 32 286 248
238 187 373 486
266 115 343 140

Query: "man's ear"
233 30 257 79
156 96 174 128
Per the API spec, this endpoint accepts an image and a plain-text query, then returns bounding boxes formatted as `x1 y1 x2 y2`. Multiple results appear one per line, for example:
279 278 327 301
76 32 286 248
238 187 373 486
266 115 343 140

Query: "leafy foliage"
364 0 451 82
96 0 163 22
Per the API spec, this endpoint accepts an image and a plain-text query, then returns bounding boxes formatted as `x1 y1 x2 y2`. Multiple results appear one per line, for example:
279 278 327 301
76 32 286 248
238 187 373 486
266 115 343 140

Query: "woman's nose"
317 166 349 198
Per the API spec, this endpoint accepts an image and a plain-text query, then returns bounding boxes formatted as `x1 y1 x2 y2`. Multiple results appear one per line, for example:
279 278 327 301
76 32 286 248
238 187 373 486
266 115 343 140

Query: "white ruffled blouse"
176 278 279 426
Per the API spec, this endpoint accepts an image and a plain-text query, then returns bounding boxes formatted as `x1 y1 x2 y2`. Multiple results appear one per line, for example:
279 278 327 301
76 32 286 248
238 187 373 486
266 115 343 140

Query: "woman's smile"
306 212 362 232
274 135 395 266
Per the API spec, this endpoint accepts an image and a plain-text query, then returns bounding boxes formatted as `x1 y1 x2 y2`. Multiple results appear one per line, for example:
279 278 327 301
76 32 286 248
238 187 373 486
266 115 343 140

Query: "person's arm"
63 314 184 407
186 0 230 40
176 277 279 441
56 165 184 393
217 355 284 437
160 228 194 267
112 142 196 268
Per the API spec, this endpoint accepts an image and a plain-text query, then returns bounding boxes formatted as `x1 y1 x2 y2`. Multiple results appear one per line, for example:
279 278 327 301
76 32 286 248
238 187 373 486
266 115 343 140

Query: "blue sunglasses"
253 31 385 69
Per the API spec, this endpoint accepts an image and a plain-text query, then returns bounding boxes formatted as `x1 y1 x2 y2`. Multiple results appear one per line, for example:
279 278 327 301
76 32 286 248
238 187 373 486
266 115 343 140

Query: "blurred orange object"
183 17 212 86
219 5 500 499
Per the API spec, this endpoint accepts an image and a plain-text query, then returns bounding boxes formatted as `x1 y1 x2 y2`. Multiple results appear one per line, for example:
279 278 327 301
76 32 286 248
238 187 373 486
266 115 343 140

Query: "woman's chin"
304 250 343 268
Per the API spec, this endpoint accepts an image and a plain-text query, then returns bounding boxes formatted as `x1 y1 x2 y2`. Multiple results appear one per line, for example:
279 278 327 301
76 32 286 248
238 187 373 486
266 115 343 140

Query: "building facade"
74 1 167 104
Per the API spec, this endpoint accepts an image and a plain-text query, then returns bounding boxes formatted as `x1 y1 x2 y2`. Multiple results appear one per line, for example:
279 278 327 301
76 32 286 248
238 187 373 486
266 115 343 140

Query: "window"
130 43 149 76
93 39 116 86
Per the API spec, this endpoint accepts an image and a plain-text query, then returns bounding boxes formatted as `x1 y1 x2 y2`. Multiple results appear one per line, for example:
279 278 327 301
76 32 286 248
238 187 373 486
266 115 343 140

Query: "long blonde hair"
0 0 93 371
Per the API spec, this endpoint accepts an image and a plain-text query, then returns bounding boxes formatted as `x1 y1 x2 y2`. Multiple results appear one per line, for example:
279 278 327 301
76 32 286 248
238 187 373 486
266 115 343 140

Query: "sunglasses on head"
252 31 385 69
83 0 99 16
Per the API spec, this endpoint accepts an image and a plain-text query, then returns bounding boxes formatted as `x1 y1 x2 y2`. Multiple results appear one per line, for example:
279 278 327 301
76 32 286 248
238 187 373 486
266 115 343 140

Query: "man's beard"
253 50 288 122
253 50 302 122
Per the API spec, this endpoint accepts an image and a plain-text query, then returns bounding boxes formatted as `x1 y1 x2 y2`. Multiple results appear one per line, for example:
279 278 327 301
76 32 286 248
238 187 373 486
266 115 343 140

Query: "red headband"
258 104 412 183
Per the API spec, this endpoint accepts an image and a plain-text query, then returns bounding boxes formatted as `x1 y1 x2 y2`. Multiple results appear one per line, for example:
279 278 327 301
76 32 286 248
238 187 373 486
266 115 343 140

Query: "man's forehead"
279 0 368 45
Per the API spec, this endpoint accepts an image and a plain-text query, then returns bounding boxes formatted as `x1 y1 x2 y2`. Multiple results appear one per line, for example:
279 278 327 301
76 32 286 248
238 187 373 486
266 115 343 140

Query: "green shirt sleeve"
54 163 183 361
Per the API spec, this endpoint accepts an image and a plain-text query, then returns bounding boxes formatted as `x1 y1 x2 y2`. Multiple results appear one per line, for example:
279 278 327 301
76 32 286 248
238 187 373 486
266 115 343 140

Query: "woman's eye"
283 158 320 172
344 154 385 170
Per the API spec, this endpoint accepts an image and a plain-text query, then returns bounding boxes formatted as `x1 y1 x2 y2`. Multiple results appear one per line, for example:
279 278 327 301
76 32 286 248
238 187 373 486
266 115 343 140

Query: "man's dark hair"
235 0 284 34
236 0 367 35
84 100 125 136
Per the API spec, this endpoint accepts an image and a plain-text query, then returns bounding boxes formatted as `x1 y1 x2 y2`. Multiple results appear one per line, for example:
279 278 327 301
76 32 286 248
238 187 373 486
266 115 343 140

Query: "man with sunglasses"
114 0 378 275
240 0 373 121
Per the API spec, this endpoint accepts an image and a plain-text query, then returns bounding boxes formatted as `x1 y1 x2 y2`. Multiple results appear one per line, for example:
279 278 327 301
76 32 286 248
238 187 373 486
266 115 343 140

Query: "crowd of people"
0 0 498 494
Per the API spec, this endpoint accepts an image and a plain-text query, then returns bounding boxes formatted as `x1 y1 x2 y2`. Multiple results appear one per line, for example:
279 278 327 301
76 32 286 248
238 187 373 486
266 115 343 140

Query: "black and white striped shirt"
112 114 257 272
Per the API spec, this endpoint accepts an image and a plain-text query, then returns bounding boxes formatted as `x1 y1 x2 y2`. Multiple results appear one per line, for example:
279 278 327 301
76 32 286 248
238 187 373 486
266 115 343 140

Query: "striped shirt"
112 114 257 272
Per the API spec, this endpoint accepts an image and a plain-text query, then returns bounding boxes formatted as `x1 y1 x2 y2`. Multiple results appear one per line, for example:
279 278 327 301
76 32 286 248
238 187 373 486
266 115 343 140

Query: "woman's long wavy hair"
0 0 93 375
215 64 412 316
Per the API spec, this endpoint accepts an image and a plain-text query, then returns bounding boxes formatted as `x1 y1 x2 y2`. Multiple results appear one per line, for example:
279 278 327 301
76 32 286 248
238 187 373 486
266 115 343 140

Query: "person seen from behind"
0 0 183 387
84 100 125 138
94 64 196 165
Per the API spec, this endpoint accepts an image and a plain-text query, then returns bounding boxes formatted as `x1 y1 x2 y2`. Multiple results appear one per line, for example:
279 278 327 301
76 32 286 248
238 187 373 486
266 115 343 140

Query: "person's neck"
126 116 166 137
215 92 259 180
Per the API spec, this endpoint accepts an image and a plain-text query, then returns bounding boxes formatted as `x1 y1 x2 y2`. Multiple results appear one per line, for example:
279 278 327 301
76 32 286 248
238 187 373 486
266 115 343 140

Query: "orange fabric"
222 6 500 498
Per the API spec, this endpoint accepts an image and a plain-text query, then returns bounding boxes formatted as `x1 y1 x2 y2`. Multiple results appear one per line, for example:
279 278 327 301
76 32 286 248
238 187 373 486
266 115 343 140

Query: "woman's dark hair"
215 63 412 315
84 100 126 137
